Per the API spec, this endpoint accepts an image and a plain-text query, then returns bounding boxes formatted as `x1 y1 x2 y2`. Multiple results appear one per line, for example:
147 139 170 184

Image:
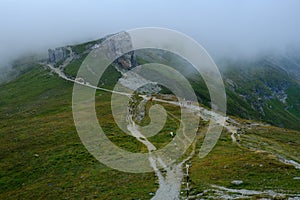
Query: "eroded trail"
126 97 190 200
45 58 243 199
44 53 197 199
44 54 300 199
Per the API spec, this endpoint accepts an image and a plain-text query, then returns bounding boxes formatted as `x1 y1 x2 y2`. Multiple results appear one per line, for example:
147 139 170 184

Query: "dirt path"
45 57 238 199
126 97 191 200
278 156 300 169
45 55 191 199
44 53 300 199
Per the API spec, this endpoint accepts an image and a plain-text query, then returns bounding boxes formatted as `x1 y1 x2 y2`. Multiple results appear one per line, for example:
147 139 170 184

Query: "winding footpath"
126 96 196 200
44 52 300 199
44 52 195 199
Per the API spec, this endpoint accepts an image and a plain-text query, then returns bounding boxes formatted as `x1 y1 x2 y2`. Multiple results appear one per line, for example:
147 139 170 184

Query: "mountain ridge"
1 35 300 199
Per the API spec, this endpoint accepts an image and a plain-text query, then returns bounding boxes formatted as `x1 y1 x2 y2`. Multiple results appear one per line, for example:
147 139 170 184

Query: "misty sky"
1 0 300 66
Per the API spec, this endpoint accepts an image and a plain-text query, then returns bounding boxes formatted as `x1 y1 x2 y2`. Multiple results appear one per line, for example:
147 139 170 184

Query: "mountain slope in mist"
2 35 300 131
1 36 300 199
221 56 300 130
130 48 300 131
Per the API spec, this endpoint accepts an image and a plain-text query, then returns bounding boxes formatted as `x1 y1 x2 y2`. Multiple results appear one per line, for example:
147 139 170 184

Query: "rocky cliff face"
49 33 300 131
68 32 137 70
96 32 137 70
48 47 68 64
115 51 137 70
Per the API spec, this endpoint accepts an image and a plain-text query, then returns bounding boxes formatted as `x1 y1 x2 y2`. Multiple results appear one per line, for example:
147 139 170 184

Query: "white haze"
0 0 300 68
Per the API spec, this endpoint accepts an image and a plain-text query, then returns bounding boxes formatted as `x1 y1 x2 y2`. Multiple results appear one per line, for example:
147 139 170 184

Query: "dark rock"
48 47 67 64
115 51 137 70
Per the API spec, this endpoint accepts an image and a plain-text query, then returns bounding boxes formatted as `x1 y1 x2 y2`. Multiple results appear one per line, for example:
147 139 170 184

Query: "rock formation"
48 47 68 64
115 51 137 70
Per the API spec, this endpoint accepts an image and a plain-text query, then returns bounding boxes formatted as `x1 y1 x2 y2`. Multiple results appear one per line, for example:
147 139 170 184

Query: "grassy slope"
1 46 300 199
1 65 299 199
222 61 300 131
137 49 300 131
0 66 158 199
64 53 88 77
189 128 300 196
0 64 191 199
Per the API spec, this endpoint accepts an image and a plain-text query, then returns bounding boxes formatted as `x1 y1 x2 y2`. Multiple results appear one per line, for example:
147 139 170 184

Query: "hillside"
221 58 300 131
1 37 300 199
133 48 300 131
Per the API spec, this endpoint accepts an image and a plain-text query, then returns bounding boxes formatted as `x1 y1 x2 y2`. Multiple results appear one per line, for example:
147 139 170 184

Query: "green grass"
189 129 300 196
98 64 122 90
71 42 94 55
64 53 88 77
222 60 300 131
242 126 300 162
70 38 105 55
1 45 300 199
0 66 158 199
147 101 181 149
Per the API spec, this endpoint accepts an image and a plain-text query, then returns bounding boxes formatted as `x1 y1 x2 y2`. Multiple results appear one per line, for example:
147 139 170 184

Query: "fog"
1 0 300 68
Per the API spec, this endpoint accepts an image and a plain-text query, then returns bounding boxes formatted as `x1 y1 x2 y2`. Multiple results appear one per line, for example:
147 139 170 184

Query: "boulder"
231 180 243 185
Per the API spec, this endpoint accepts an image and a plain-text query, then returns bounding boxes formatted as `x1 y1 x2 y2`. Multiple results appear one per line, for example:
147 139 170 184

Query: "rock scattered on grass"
231 180 243 185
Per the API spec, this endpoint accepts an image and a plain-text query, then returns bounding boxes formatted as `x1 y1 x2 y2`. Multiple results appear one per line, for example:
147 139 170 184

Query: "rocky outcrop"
48 47 68 64
115 51 137 70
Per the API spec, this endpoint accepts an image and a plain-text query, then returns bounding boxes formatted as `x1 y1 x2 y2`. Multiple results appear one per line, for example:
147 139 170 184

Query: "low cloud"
0 0 299 68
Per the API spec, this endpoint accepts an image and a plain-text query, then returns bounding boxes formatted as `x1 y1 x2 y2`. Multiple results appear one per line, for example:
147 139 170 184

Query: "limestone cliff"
48 47 68 64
